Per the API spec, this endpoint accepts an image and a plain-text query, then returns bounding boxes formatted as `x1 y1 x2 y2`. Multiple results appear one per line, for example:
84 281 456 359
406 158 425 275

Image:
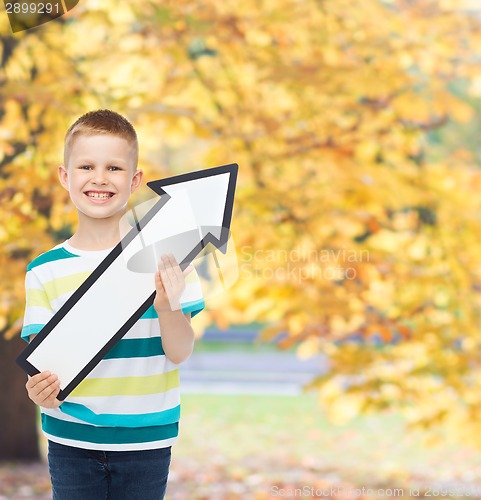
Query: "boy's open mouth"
84 191 115 200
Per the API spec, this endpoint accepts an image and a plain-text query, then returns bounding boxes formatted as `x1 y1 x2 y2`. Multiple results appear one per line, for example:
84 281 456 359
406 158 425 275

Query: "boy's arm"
153 254 198 364
157 311 195 364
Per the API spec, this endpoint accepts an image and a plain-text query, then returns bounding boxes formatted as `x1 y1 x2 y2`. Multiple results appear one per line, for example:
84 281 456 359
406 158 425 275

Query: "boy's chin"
77 207 124 220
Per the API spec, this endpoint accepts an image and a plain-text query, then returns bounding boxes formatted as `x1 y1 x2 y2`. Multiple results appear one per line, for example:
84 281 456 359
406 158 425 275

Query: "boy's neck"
68 213 132 251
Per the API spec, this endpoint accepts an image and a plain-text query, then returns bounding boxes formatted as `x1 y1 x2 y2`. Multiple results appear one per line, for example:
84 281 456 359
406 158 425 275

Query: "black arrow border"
16 163 238 400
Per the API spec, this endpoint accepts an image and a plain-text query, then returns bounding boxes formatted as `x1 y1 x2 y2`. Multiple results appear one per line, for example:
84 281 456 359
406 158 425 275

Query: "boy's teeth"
88 192 111 199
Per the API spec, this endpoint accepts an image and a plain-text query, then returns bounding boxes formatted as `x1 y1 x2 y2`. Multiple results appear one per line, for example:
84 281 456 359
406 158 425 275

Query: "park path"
180 329 328 395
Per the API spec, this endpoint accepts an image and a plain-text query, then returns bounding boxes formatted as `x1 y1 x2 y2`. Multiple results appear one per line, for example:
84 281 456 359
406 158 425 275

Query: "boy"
21 110 204 499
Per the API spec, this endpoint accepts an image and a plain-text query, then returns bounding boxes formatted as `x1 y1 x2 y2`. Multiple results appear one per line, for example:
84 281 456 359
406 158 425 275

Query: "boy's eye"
78 165 122 171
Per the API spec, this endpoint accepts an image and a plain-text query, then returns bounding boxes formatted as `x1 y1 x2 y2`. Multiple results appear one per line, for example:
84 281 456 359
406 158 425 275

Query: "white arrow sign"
17 163 238 400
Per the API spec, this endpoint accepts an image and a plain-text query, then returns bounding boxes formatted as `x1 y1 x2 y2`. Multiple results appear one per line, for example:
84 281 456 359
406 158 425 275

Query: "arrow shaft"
26 234 155 392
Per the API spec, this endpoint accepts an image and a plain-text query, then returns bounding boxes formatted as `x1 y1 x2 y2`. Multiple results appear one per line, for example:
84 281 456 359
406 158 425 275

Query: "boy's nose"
92 172 108 184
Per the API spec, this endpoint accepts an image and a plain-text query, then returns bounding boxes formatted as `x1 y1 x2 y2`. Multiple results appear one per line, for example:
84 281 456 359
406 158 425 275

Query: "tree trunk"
0 334 40 460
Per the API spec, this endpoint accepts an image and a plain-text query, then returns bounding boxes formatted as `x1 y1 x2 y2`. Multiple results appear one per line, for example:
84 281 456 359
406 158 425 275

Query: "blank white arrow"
17 164 238 399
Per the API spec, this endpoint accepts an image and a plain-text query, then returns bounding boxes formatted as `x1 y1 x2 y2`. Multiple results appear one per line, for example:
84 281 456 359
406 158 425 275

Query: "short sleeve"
179 267 204 318
21 268 54 342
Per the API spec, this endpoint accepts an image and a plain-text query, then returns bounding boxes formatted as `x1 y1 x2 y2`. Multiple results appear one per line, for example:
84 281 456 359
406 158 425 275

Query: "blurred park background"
2 0 481 498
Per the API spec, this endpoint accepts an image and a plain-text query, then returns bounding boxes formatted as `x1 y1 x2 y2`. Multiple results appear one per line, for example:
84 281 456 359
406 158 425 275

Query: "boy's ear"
130 169 143 194
58 165 69 191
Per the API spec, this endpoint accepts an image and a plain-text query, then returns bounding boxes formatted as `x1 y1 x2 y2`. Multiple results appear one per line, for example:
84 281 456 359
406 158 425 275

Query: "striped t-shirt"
21 240 204 451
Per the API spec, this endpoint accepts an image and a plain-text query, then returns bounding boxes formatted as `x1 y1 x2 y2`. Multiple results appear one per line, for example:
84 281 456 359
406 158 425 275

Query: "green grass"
175 393 481 488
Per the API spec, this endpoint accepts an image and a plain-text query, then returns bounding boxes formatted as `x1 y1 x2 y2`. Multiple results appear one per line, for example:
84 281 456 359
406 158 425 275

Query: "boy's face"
58 134 142 222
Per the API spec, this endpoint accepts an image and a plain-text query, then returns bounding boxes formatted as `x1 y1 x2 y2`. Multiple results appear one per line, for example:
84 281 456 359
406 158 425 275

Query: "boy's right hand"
26 371 62 408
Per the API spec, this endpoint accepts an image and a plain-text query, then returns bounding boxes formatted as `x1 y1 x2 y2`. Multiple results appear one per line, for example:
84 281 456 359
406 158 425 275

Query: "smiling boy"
21 110 204 500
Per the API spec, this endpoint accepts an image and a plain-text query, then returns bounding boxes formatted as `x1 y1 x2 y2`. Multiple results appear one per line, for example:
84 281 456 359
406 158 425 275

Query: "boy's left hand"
154 254 193 313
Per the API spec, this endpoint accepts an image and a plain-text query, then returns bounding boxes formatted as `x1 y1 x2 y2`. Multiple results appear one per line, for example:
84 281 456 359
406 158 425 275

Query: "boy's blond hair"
64 109 138 167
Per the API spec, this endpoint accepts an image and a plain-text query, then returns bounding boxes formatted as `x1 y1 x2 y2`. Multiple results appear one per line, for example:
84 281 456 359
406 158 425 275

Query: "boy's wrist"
155 308 184 319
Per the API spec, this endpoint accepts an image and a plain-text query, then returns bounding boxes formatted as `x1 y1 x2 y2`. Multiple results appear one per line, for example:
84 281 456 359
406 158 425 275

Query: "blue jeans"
47 440 171 500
